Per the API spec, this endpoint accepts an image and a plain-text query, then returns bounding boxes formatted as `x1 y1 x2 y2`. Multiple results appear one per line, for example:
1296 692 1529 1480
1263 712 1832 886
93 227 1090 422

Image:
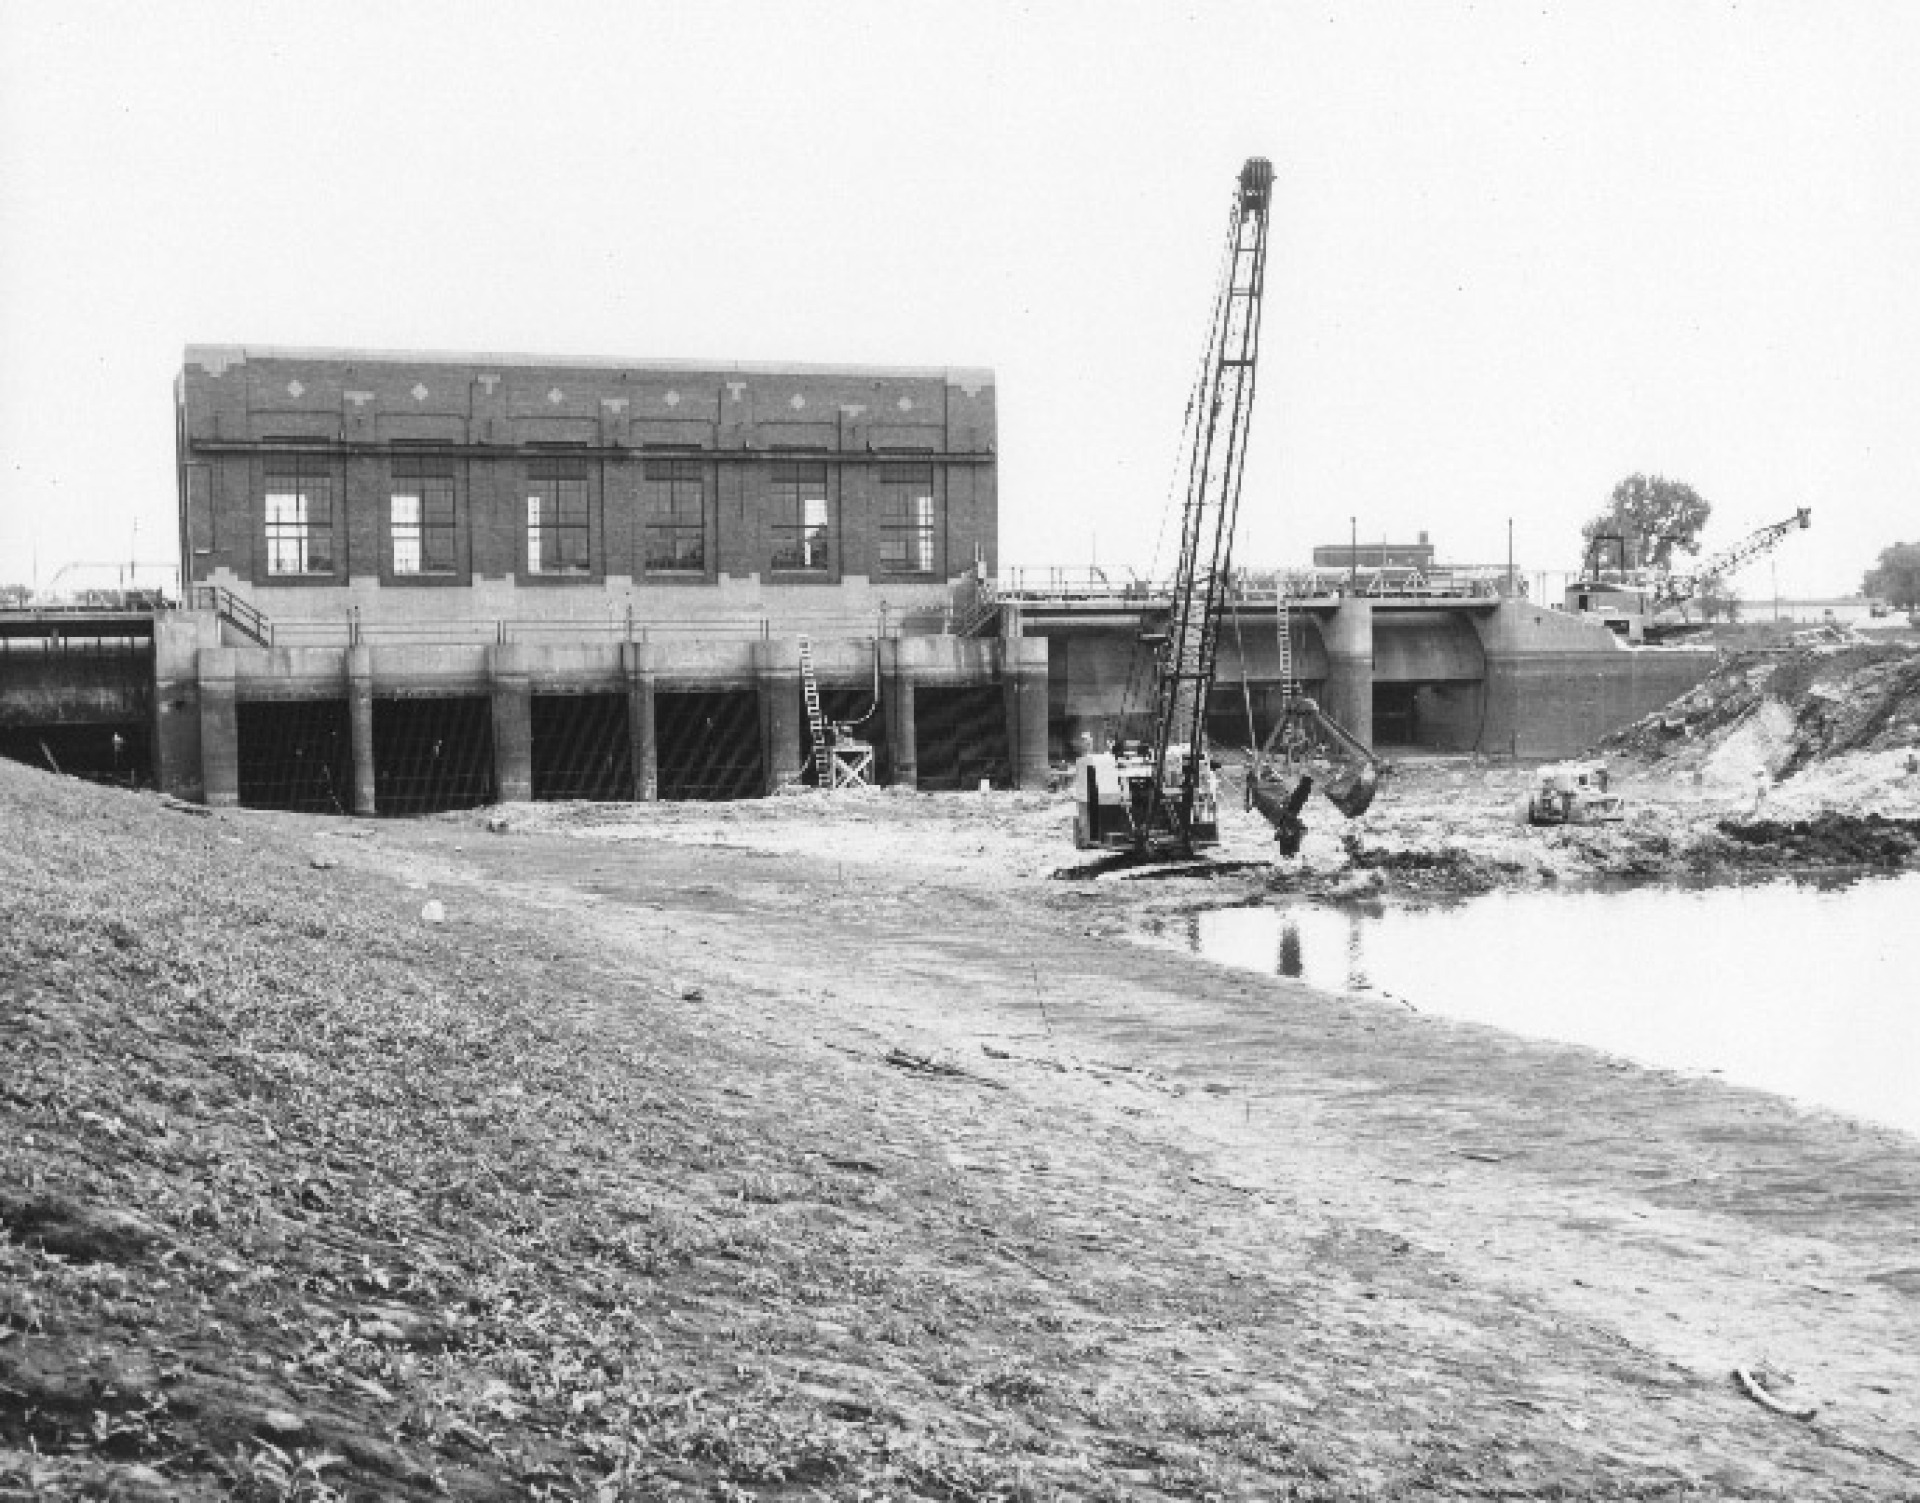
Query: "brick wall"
178 347 996 628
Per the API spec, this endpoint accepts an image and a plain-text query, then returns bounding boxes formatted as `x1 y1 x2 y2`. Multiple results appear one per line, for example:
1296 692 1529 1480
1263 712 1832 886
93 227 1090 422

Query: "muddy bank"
7 762 1920 1498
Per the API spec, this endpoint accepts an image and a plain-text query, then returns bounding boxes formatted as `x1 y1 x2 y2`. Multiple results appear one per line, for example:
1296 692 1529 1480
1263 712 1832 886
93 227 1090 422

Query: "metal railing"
189 585 272 645
985 565 1514 607
260 607 949 650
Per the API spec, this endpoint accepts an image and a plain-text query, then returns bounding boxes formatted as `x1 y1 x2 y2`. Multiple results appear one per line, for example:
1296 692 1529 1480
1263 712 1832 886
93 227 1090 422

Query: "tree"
1696 578 1740 623
1863 541 1920 611
1580 474 1712 572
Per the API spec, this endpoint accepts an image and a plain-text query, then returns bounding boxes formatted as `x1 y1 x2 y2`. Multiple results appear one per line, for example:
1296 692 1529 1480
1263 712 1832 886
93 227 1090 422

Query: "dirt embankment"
1267 644 1920 896
6 761 1920 1500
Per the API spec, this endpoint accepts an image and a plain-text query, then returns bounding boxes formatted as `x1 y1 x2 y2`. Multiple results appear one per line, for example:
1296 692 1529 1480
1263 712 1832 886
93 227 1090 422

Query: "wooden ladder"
798 636 833 786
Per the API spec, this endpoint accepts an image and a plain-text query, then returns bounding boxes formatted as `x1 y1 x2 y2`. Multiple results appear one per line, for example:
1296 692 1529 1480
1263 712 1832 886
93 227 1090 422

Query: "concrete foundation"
133 612 1039 811
1030 597 1714 760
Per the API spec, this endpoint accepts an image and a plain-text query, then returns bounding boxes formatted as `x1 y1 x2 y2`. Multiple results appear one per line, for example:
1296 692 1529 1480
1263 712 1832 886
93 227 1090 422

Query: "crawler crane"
1656 507 1811 611
1072 156 1379 858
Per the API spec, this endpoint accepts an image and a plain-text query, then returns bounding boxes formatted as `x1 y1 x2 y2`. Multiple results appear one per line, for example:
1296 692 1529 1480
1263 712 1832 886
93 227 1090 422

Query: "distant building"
1312 532 1436 571
176 345 997 634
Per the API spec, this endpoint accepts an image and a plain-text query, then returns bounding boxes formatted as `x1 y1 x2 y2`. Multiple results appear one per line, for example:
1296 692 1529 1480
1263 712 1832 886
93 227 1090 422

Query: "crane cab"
1073 742 1220 852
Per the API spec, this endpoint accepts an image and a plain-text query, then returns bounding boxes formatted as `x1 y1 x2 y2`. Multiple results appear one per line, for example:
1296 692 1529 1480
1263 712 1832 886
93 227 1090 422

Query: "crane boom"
1137 157 1274 855
1657 507 1810 606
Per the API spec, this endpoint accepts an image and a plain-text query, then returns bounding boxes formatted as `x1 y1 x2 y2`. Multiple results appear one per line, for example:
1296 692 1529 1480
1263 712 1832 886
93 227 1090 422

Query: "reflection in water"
1162 872 1920 1137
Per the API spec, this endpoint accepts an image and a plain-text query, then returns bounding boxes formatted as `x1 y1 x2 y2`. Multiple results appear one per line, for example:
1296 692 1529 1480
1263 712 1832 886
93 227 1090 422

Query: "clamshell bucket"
1323 761 1379 818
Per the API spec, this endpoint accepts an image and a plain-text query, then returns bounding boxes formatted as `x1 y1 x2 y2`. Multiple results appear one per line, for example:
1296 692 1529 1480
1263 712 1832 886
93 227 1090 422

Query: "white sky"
2 0 1915 598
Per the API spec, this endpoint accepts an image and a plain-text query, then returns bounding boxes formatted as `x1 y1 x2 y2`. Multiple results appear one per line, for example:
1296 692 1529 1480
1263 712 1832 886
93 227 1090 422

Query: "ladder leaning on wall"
798 636 833 786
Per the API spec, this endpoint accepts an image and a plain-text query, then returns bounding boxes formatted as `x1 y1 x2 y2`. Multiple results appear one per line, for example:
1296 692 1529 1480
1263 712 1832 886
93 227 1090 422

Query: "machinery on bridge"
1654 507 1811 611
1072 156 1378 858
1567 507 1812 638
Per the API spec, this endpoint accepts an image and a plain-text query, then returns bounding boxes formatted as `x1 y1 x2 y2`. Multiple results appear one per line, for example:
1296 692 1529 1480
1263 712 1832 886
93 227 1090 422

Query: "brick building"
153 346 1045 814
176 346 997 635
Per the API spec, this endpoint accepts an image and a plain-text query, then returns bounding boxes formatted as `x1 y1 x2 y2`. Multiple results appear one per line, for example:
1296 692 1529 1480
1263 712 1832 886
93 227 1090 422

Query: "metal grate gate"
655 690 763 801
914 686 1010 790
531 693 633 801
372 696 495 816
236 700 352 813
0 723 151 787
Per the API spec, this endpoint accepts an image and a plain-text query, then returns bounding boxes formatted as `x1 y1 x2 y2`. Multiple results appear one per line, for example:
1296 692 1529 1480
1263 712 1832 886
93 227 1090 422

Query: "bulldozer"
1520 761 1625 826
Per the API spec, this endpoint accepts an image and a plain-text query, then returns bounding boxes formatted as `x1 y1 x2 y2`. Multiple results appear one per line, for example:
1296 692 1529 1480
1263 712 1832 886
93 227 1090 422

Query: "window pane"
422 481 456 526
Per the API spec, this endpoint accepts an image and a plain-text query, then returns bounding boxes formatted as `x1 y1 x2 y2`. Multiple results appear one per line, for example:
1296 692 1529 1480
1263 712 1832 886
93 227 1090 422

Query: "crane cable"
1230 593 1260 810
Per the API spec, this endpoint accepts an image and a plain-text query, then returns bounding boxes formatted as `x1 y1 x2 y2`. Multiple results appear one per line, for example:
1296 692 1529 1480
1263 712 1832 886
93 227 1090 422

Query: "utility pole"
1349 515 1357 591
1507 517 1514 597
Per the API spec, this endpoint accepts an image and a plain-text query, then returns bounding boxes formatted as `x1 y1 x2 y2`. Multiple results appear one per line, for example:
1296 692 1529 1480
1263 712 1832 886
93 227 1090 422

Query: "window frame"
641 457 709 575
524 458 593 579
389 455 459 579
768 459 833 575
261 454 337 578
876 462 938 575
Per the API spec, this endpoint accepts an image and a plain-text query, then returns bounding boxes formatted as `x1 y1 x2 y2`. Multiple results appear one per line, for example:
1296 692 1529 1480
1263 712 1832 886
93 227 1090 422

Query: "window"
878 463 937 573
390 457 457 576
643 459 706 572
526 459 591 575
769 461 831 572
263 455 334 575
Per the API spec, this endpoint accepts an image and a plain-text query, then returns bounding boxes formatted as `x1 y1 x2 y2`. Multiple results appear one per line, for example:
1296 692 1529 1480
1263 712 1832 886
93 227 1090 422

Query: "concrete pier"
489 646 534 803
1003 636 1051 790
756 639 804 795
884 641 919 791
151 615 208 802
623 642 658 801
347 646 376 816
1320 598 1374 749
197 650 240 809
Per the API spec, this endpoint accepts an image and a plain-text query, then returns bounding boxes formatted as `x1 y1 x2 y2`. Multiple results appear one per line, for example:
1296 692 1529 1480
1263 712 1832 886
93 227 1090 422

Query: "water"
1156 871 1920 1137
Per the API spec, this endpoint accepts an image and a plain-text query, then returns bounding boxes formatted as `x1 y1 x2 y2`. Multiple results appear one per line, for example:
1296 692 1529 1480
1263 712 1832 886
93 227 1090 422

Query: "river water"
1150 870 1920 1137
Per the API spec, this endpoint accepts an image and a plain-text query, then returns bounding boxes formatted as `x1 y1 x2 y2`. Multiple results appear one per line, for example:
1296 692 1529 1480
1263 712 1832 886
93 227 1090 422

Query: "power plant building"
153 346 1047 813
176 345 998 631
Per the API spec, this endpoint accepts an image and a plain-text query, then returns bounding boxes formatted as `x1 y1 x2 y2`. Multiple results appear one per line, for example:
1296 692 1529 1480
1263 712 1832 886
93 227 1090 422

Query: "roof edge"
183 344 994 386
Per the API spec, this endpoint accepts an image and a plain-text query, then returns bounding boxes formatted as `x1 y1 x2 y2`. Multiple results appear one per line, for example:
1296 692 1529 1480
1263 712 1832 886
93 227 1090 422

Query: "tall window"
769 461 831 572
878 463 937 573
526 459 591 575
390 456 457 576
263 454 334 575
643 458 706 572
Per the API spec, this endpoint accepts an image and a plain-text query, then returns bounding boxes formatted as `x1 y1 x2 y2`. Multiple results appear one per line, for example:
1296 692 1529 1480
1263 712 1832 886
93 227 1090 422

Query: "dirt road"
365 791 1920 1497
